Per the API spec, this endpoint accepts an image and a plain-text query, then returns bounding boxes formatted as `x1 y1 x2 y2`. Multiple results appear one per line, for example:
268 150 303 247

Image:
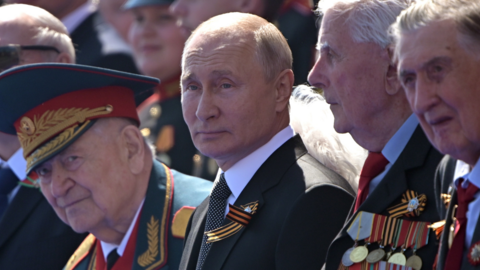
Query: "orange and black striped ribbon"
205 203 256 243
387 190 426 218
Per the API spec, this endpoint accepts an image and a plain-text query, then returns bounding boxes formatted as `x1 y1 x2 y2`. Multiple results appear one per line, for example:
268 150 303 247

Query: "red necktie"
444 179 479 270
354 152 389 211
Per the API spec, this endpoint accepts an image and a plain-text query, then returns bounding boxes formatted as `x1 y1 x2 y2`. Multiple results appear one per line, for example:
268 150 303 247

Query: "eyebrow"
400 56 452 78
316 41 330 52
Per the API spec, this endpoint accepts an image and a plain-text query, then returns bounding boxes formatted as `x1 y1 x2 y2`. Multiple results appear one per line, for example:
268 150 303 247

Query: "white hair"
289 85 367 190
0 4 75 62
316 0 413 48
390 0 480 59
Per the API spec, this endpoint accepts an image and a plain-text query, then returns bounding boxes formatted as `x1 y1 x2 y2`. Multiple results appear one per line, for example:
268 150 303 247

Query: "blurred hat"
123 0 174 10
0 63 159 173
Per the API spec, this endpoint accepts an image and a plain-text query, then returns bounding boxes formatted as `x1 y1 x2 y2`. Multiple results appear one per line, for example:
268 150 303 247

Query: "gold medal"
405 254 422 270
350 245 368 263
388 252 407 265
342 247 355 267
366 248 385 263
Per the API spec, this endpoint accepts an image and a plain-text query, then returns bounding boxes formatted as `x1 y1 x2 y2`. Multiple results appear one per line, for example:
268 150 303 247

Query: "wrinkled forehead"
184 31 257 66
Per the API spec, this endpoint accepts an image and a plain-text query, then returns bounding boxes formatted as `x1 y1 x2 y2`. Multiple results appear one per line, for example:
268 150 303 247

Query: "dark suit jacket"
0 184 87 269
324 126 444 270
180 135 355 270
435 155 480 270
70 12 138 73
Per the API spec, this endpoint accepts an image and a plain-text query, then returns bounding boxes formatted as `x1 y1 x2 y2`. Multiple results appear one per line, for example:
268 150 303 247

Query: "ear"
384 46 401 95
121 125 145 175
274 69 294 112
55 52 73 64
237 0 264 15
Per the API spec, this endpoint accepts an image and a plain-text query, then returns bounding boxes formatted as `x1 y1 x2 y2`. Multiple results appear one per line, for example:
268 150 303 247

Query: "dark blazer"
0 184 87 269
70 12 139 74
179 135 356 270
435 155 480 270
324 126 444 270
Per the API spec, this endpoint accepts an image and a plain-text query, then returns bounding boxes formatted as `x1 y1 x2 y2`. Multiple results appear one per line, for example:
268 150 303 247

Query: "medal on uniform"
387 219 410 266
405 221 430 270
343 212 374 265
468 240 480 266
387 190 427 218
366 214 387 263
342 247 355 267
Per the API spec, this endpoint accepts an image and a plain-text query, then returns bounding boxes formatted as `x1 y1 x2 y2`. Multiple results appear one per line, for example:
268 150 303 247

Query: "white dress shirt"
368 114 419 195
216 126 295 216
101 199 144 259
1 148 27 202
453 159 480 248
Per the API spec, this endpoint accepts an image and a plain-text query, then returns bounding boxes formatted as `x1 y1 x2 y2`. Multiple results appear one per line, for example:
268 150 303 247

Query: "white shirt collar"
6 148 27 180
61 1 97 34
382 114 419 164
220 126 294 202
100 199 145 260
454 158 480 189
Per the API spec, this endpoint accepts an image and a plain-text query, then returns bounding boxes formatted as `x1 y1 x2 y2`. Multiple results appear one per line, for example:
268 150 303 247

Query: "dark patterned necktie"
0 167 18 218
196 173 231 270
107 248 120 270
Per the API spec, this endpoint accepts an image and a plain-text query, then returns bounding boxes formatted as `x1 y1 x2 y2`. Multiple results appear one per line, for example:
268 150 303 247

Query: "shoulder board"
65 234 96 270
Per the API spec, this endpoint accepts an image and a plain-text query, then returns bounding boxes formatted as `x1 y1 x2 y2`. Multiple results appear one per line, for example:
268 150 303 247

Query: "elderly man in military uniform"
392 1 480 269
0 63 212 270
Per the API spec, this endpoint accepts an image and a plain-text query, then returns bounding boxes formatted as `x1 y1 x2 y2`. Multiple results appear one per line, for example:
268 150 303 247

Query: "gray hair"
391 0 480 58
0 4 76 62
316 0 413 48
182 12 292 83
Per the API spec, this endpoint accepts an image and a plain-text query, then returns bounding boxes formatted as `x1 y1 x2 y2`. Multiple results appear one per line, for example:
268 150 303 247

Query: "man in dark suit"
392 1 480 269
179 12 355 270
308 1 444 269
0 4 87 269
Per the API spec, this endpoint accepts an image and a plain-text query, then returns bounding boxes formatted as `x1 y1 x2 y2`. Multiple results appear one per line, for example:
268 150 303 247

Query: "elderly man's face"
181 34 280 170
35 121 140 234
397 19 480 165
169 0 238 37
308 10 392 140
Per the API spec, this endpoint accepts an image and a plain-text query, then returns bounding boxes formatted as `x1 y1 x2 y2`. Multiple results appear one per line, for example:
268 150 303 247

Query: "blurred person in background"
5 0 139 72
0 4 87 269
169 0 317 85
125 0 217 180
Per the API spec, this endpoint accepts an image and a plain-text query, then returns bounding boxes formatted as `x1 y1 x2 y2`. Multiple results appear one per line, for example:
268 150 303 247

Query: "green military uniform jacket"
65 160 212 270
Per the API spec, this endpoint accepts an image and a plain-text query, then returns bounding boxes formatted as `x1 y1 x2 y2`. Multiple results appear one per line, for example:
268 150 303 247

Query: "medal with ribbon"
405 221 430 270
366 214 388 264
343 212 374 266
205 201 258 243
387 219 410 266
387 190 426 218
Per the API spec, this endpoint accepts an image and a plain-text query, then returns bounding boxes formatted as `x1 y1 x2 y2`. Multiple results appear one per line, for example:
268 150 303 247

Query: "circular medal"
405 255 423 270
388 253 407 265
366 248 385 263
468 241 480 266
342 247 355 267
350 245 368 263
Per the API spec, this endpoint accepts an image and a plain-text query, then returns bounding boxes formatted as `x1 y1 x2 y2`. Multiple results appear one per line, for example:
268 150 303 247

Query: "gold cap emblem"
20 117 35 135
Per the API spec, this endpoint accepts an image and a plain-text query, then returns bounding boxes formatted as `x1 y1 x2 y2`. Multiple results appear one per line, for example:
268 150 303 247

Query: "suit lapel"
182 198 209 270
0 186 43 248
202 135 306 270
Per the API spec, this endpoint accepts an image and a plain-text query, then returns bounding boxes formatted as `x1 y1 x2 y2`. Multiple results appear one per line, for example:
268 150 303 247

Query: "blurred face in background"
128 4 186 81
98 0 133 42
